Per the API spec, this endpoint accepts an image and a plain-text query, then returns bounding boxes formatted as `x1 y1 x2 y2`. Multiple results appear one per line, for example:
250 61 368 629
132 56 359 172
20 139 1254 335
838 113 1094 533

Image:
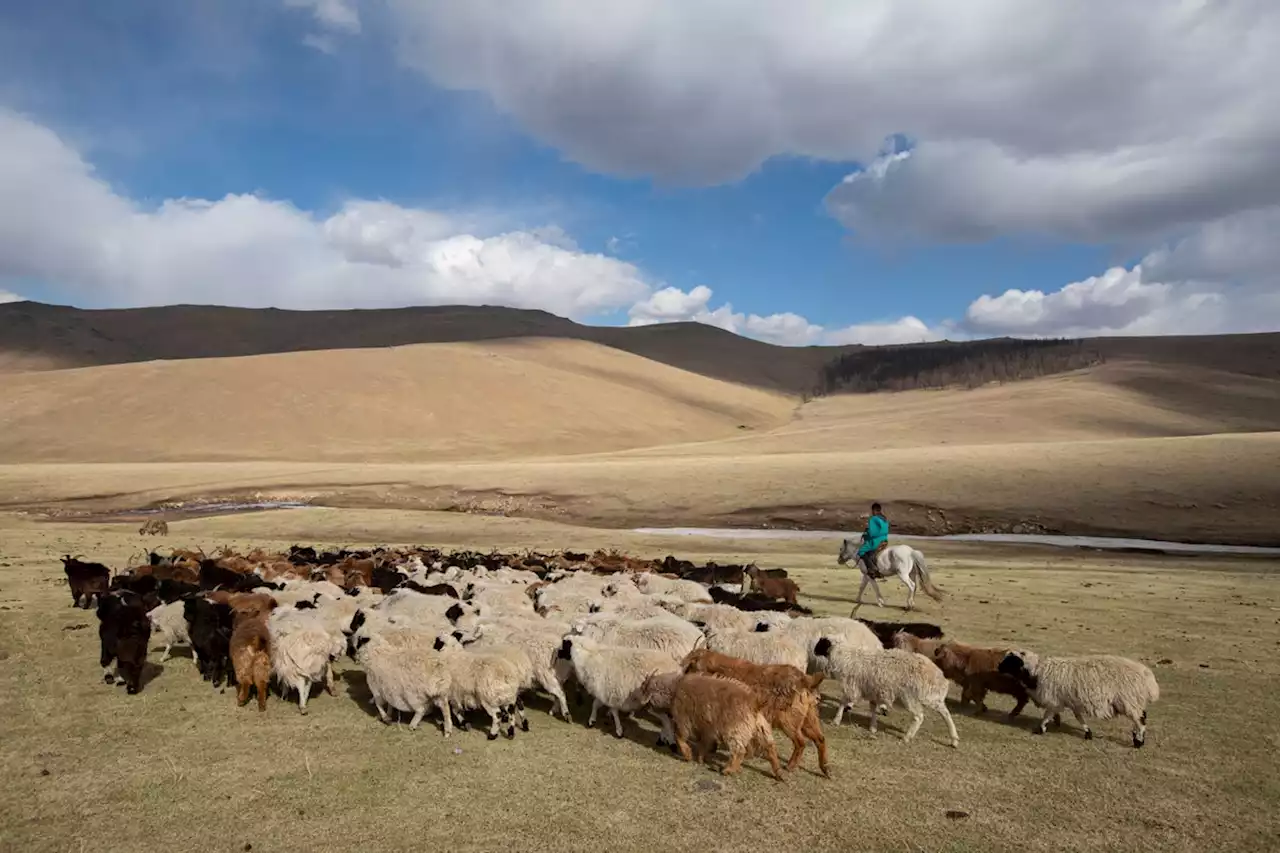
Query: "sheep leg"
587 698 601 728
294 677 310 715
256 674 269 712
324 662 336 696
721 746 745 776
1009 691 1028 720
373 697 392 724
610 707 625 739
236 679 251 707
933 700 960 747
758 733 785 781
501 705 516 739
159 643 172 664
653 711 676 751
782 723 806 772
191 649 199 669
1071 708 1093 740
536 669 570 719
437 699 454 737
515 697 529 732
802 713 831 778
484 703 502 740
407 703 428 730
901 700 925 742
1035 704 1062 735
867 701 880 736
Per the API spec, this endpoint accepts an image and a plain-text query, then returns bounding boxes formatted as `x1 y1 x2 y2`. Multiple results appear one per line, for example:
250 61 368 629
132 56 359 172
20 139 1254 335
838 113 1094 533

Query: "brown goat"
932 640 1030 719
229 609 272 711
681 648 829 777
640 672 783 780
745 565 800 605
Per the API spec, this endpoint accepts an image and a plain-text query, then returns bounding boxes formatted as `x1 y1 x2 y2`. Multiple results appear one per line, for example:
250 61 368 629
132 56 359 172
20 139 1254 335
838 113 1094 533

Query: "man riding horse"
857 502 889 576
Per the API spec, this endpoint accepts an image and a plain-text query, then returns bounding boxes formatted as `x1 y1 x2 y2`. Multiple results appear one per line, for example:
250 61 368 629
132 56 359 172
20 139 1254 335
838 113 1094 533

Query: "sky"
1 1 1278 346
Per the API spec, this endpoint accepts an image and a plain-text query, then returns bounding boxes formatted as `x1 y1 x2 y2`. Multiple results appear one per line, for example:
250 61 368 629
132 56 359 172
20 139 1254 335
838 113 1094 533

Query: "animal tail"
912 551 945 601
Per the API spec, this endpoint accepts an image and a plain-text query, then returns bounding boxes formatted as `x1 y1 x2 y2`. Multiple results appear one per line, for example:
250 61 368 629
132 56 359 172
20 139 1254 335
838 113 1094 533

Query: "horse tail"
912 551 945 601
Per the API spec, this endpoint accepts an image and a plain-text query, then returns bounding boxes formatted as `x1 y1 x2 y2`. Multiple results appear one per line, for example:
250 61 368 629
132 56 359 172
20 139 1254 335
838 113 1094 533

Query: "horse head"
836 538 858 565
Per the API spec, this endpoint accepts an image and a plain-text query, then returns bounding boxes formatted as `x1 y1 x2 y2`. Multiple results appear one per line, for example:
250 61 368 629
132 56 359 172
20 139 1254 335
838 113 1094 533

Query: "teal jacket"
857 514 889 556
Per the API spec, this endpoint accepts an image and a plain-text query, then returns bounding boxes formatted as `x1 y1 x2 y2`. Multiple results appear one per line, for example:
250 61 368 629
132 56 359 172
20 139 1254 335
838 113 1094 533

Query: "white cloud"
382 1 1280 242
960 206 1280 338
627 285 942 347
0 108 650 318
0 289 22 304
283 0 360 34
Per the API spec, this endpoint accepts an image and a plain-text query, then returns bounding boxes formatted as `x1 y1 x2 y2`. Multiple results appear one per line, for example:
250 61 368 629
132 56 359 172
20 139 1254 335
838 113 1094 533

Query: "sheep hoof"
1084 729 1094 740
520 720 529 732
1132 733 1145 748
487 732 498 741
668 742 679 755
126 685 139 695
102 673 114 684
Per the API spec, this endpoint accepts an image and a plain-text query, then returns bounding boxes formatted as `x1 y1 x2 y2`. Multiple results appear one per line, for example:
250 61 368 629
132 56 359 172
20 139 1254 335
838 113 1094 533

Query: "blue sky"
1 2 1277 344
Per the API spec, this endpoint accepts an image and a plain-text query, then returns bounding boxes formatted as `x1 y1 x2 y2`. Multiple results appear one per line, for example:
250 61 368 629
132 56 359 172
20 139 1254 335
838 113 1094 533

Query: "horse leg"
869 576 886 608
850 573 870 615
901 567 917 611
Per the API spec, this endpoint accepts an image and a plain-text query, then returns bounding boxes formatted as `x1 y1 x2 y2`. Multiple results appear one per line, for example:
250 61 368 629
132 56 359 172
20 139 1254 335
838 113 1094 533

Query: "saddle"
862 540 890 577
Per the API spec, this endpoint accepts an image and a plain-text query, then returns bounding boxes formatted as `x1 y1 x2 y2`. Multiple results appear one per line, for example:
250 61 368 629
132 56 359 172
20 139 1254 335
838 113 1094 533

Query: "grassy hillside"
0 338 793 463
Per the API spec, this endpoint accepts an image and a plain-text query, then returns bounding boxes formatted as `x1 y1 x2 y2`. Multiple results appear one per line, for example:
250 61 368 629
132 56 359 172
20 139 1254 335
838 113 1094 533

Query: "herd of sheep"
61 543 1161 779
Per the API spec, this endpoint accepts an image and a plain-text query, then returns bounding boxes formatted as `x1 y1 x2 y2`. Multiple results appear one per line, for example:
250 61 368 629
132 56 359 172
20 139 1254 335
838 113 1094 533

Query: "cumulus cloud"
628 285 941 347
0 108 650 318
382 1 1280 242
958 204 1280 338
0 289 22 304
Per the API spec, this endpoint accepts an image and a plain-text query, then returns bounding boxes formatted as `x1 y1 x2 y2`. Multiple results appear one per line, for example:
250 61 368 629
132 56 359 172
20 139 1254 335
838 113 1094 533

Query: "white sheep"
573 615 704 659
146 601 193 664
632 572 712 603
431 634 529 739
998 650 1159 747
351 628 452 730
457 623 572 720
761 616 880 672
700 624 808 671
268 607 345 714
559 635 682 738
813 637 959 747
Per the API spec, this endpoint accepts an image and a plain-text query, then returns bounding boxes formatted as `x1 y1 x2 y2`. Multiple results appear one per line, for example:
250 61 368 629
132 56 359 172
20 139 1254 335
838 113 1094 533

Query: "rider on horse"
857 502 889 575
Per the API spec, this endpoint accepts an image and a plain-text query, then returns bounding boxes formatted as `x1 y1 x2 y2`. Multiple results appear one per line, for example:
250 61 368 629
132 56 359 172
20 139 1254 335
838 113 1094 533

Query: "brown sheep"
745 566 799 605
229 609 272 712
891 632 944 658
206 591 278 620
640 672 783 780
933 640 1030 719
681 648 829 778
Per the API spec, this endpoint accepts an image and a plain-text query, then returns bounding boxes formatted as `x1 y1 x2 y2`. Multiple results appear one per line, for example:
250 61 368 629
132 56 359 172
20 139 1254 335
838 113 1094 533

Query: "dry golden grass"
1 508 1278 853
0 338 793 463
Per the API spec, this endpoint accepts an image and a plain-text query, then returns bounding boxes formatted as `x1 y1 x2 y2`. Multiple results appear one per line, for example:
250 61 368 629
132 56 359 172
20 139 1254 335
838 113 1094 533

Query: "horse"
837 538 943 613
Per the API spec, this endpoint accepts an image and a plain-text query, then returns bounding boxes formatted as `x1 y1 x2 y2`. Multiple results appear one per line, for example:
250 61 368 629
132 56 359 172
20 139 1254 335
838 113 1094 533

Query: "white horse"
837 538 943 612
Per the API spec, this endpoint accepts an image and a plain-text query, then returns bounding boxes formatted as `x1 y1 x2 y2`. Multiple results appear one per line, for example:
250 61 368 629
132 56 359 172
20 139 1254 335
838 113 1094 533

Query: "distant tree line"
814 338 1103 395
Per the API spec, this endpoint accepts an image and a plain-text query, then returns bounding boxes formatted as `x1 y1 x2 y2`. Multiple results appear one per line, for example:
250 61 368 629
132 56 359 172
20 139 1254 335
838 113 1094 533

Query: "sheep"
681 648 829 777
813 637 959 747
96 590 152 694
230 608 273 711
268 607 345 714
998 651 1159 747
632 572 713 603
759 616 880 673
558 635 682 738
701 625 807 671
573 616 705 660
460 624 572 720
891 632 944 658
638 672 783 780
431 634 528 739
185 597 235 688
61 555 110 609
147 600 194 664
350 628 453 730
744 566 799 605
932 641 1029 719
858 617 944 649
